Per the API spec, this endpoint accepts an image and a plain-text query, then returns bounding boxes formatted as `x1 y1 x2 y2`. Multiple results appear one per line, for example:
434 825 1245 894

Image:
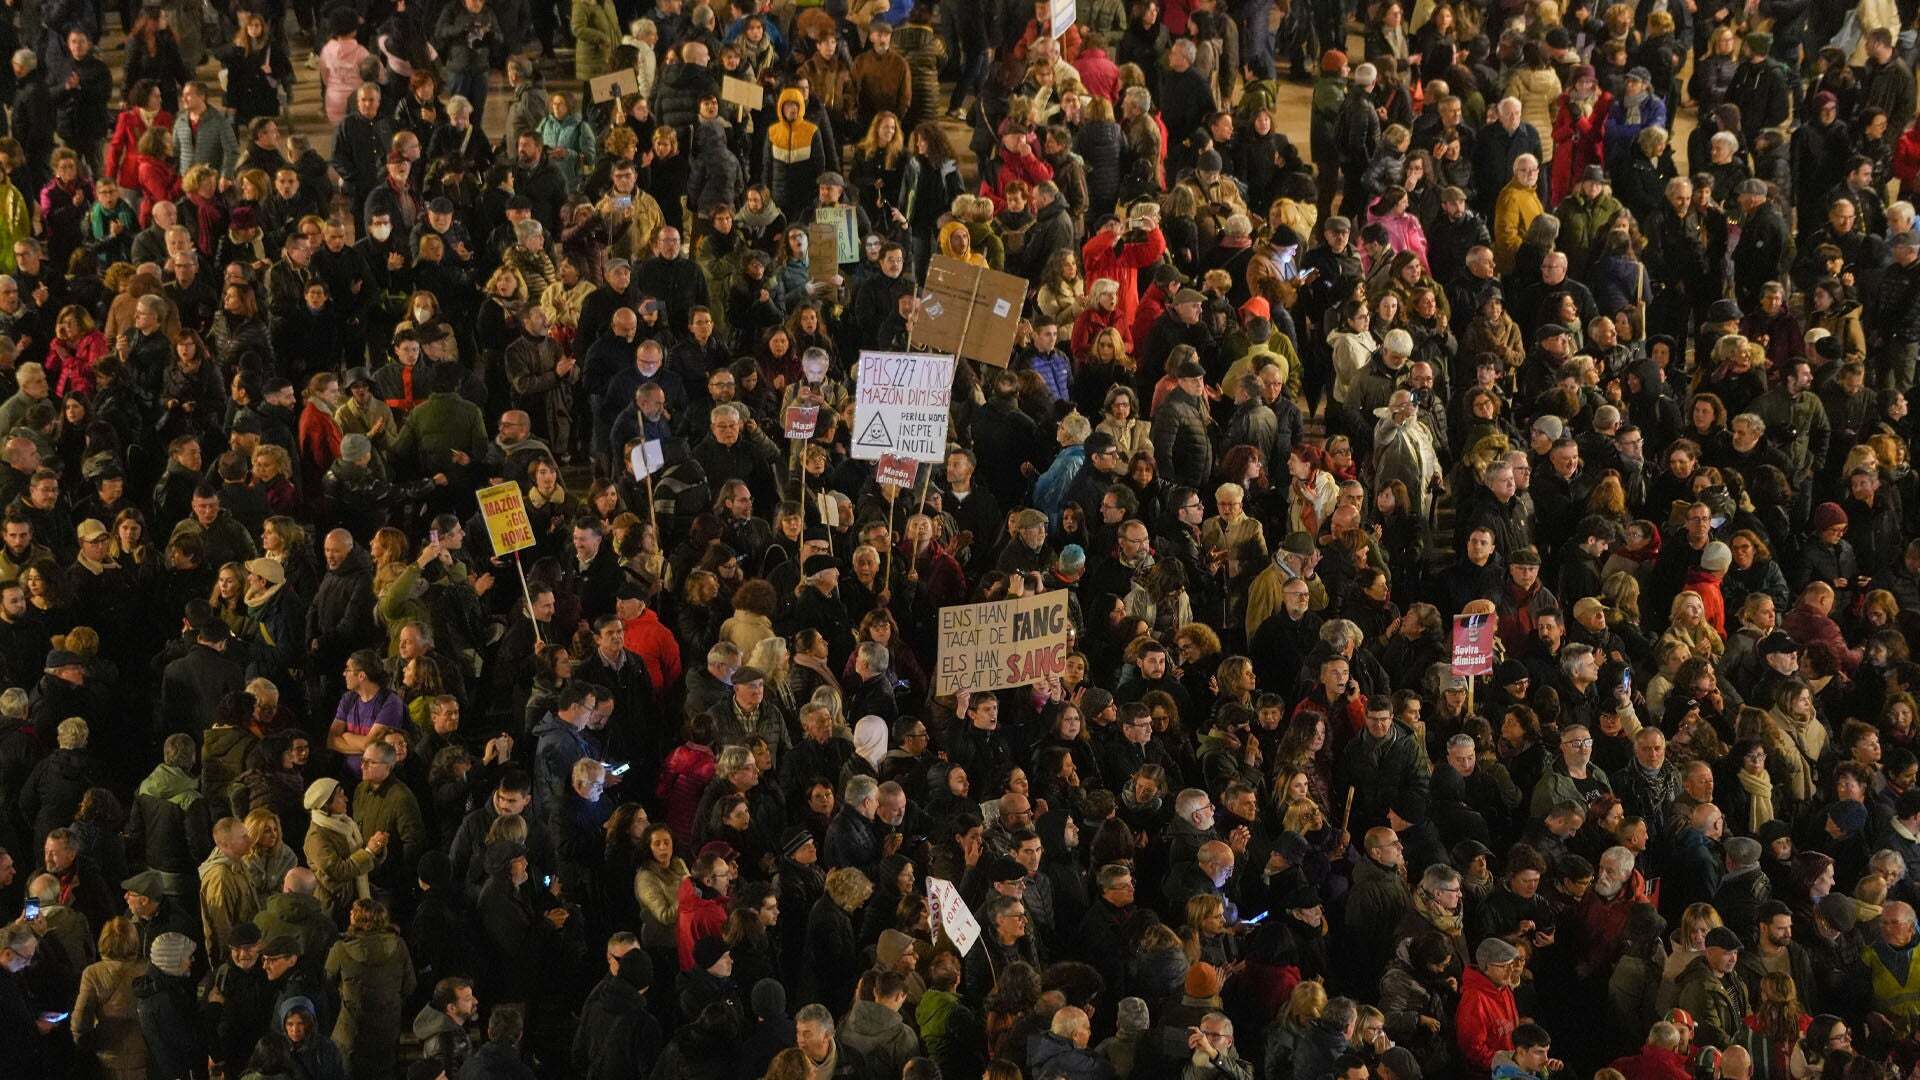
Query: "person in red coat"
1070 279 1134 358
1549 68 1611 204
130 128 182 226
1082 216 1167 327
1456 937 1521 1076
675 850 734 970
1607 1023 1695 1080
296 372 345 494
103 82 173 190
618 583 684 698
979 122 1054 214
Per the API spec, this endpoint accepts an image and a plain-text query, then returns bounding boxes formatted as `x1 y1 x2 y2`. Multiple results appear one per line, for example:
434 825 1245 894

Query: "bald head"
612 308 637 336
283 867 318 895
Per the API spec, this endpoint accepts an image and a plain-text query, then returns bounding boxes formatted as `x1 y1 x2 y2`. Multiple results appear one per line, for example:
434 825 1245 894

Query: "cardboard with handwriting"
914 255 1028 367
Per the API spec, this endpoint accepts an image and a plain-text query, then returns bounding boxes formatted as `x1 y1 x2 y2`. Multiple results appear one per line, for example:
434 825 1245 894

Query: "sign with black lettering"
851 350 955 462
936 590 1073 695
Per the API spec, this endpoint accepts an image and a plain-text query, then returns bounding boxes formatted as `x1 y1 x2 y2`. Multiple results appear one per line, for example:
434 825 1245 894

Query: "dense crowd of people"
6 0 1920 1079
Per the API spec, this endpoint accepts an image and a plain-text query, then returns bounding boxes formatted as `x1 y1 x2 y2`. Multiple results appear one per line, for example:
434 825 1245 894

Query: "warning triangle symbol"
859 412 893 448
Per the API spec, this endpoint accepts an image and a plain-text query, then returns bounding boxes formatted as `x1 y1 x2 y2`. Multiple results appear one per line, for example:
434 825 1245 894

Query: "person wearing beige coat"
303 777 387 919
72 918 150 1080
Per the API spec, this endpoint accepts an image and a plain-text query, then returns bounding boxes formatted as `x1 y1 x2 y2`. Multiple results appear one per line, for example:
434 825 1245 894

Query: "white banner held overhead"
851 351 956 462
926 876 980 955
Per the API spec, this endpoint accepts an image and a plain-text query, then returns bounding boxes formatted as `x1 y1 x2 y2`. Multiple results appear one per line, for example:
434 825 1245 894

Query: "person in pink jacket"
317 9 372 125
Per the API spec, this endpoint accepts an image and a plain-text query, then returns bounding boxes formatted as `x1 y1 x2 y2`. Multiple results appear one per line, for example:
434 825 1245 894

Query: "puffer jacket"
1074 120 1125 217
653 61 717 136
687 118 745 216
765 88 828 216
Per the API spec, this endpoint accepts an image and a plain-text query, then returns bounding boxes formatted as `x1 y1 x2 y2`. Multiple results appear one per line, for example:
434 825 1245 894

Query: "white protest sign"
851 351 955 462
1048 0 1075 39
935 589 1074 695
629 439 665 479
926 876 980 956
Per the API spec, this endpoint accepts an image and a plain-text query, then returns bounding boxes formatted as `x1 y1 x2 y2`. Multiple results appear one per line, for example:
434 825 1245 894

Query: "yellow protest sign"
478 482 536 556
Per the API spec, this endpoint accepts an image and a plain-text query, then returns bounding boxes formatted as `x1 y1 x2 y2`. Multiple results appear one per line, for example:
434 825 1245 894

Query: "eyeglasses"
1564 738 1595 748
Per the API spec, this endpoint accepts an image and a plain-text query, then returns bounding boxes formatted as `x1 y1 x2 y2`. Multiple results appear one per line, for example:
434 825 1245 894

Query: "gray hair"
1174 788 1212 820
1648 1022 1683 1049
844 775 879 806
1420 864 1462 894
856 641 890 672
1353 62 1378 87
1559 643 1596 678
1061 412 1091 444
1725 836 1760 868
1447 734 1476 753
0 687 25 719
24 872 57 904
1732 412 1765 435
11 50 33 73
706 642 741 667
795 1003 836 1032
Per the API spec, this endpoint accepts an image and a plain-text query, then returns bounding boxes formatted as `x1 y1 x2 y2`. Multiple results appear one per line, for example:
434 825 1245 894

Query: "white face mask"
369 223 392 241
413 306 432 323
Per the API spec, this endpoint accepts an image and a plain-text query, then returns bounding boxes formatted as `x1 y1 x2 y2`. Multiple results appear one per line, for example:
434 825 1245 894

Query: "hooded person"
688 117 746 216
574 943 666 1078
275 995 351 1080
767 87 830 216
852 715 889 773
741 976 797 1076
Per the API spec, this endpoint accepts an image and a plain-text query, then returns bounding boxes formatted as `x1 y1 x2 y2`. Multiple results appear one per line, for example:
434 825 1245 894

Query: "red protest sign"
784 405 819 440
1451 613 1495 676
874 454 918 488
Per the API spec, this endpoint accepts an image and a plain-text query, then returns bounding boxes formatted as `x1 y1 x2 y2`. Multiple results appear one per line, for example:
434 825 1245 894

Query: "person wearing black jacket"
574 941 663 1079
50 30 111 172
331 85 397 207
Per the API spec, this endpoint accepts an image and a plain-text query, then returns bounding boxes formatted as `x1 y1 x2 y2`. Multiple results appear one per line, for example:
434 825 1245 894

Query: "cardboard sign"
629 439 665 480
588 68 639 103
815 205 860 265
1048 0 1075 39
936 589 1073 695
1451 613 1496 676
926 876 980 956
784 405 820 440
915 255 1029 367
874 453 919 488
720 75 764 111
807 223 839 282
851 351 956 462
478 482 536 556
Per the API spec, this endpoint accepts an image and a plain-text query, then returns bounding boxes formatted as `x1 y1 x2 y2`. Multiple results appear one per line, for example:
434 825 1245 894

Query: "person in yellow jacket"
1491 154 1544 273
1864 901 1920 1037
1244 532 1331 641
0 143 31 276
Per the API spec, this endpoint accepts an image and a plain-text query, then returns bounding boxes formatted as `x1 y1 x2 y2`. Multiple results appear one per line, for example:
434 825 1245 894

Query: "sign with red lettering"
936 590 1073 696
1451 613 1496 676
478 482 536 556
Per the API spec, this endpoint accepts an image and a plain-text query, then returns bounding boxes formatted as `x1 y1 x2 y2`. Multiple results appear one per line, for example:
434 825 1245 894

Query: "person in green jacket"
388 363 488 481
